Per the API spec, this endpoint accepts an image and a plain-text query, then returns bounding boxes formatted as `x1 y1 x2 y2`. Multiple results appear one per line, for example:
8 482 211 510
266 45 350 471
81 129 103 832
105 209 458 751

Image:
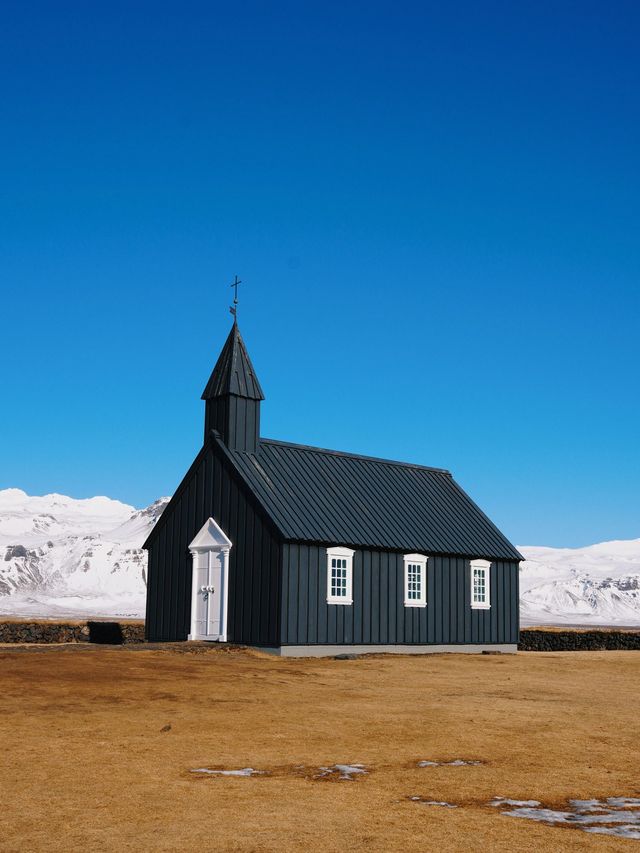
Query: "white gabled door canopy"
188 518 232 642
189 517 232 552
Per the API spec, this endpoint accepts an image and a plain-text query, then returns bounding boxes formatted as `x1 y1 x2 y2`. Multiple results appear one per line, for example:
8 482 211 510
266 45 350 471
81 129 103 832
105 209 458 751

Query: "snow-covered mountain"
519 540 640 626
0 489 168 619
1 488 638 625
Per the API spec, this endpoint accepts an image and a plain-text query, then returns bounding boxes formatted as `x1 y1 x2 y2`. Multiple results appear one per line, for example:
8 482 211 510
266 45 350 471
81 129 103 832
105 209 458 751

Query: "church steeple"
201 320 264 452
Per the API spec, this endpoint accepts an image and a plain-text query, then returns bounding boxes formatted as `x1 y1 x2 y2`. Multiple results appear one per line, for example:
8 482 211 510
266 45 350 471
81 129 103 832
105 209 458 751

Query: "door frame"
187 517 232 642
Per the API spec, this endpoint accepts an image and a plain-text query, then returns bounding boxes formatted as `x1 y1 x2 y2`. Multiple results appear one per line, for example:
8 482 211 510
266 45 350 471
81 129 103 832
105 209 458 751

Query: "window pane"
473 566 487 602
331 561 347 598
406 561 426 603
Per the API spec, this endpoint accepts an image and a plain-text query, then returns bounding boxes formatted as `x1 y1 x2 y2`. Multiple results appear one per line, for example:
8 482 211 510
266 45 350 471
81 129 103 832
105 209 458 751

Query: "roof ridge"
258 438 451 475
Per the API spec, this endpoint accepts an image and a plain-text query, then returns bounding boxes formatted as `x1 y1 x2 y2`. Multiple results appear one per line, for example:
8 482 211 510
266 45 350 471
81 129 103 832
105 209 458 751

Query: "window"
404 554 428 607
470 559 491 609
326 547 354 604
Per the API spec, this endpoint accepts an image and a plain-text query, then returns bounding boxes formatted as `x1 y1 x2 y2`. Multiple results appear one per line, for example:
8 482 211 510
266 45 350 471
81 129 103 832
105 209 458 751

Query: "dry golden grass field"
1 644 639 852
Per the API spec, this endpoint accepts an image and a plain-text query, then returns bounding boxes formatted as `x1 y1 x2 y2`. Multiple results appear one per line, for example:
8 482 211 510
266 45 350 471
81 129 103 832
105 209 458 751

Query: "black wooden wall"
145 443 281 643
280 544 519 646
204 396 260 452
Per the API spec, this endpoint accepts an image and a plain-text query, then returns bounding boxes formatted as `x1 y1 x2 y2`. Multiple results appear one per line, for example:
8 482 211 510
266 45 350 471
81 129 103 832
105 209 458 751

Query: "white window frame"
470 559 491 609
326 546 355 605
403 553 428 607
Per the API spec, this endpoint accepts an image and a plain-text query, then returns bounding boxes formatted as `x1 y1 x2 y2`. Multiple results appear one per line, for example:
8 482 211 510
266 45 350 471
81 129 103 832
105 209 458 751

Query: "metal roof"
201 321 265 401
219 436 522 561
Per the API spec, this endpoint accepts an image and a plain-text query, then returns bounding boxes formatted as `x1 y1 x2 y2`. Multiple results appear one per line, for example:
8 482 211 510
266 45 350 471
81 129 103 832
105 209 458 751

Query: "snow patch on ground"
409 797 457 808
501 796 640 840
189 763 368 781
191 768 264 777
417 759 482 767
316 764 368 781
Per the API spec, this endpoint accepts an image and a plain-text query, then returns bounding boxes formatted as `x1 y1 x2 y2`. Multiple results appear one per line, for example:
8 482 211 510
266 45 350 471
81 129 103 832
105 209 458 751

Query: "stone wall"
0 620 145 645
3 621 639 650
519 628 640 651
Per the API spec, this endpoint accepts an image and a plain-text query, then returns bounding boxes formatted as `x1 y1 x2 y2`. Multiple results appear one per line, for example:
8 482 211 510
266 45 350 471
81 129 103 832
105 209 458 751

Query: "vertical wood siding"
145 446 281 643
280 545 519 646
204 396 260 452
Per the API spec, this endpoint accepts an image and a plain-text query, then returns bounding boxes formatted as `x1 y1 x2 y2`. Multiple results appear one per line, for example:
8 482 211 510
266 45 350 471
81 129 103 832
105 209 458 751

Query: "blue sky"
1 1 638 547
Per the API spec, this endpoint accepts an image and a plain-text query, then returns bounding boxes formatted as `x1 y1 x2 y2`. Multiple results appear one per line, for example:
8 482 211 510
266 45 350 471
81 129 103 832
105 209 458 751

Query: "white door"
191 549 225 640
188 518 232 642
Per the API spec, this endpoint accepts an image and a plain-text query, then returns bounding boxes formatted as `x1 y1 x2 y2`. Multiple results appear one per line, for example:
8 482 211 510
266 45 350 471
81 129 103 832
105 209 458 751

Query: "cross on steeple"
229 275 241 318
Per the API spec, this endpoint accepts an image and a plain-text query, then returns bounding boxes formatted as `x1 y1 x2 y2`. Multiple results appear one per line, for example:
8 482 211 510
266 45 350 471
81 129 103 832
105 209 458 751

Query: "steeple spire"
201 321 264 452
201 322 264 402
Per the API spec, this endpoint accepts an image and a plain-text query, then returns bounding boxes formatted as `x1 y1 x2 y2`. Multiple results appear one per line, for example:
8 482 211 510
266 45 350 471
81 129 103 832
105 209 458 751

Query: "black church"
144 320 521 654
